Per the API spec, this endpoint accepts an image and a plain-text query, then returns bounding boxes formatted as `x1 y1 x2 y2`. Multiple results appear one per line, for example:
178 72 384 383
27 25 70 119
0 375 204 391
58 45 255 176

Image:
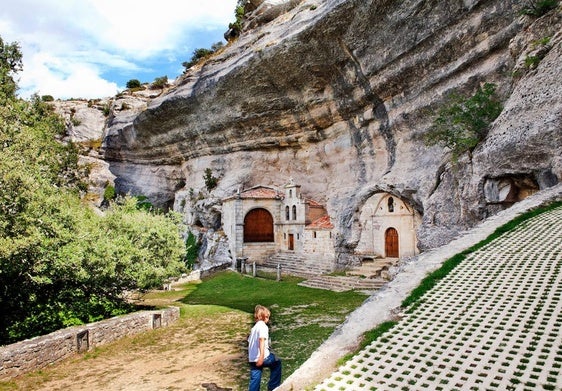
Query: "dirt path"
6 306 251 391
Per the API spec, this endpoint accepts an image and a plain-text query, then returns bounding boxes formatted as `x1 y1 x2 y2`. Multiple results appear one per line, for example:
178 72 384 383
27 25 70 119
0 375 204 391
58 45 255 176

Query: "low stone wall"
0 307 180 380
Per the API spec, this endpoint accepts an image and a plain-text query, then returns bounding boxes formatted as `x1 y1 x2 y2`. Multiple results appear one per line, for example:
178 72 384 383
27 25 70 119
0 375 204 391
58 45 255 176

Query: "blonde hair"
254 305 271 321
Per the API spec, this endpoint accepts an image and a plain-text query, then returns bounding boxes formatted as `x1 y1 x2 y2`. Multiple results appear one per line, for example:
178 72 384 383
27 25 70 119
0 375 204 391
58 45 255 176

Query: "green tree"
184 231 200 269
424 83 502 161
126 79 142 89
0 35 187 344
0 36 23 102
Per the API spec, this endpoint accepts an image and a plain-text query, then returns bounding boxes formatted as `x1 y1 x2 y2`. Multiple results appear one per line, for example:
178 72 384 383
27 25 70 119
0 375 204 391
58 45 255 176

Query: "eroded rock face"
54 99 108 143
102 0 562 260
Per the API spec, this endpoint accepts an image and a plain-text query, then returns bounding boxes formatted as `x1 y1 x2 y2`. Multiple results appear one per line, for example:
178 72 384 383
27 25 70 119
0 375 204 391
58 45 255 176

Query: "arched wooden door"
244 208 274 242
385 227 399 258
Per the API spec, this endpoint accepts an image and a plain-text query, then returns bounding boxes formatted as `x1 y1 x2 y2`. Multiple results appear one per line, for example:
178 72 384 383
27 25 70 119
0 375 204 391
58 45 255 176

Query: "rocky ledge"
100 0 562 256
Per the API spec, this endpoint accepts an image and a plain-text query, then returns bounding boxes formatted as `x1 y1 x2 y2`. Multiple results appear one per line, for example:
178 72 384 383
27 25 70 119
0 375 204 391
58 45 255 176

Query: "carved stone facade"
222 183 421 265
222 181 335 264
355 193 421 259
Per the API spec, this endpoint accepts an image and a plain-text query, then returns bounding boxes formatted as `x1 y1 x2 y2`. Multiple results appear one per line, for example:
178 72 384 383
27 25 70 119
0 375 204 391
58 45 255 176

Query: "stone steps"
299 275 387 292
260 251 392 292
346 258 398 278
262 252 333 277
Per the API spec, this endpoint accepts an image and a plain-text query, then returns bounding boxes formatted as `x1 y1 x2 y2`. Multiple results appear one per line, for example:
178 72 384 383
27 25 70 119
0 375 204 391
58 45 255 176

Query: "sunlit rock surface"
101 0 562 256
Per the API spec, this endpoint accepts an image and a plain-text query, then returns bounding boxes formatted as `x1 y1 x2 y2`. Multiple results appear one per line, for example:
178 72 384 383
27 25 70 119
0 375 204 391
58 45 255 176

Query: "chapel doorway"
244 208 274 242
385 227 399 258
288 234 295 251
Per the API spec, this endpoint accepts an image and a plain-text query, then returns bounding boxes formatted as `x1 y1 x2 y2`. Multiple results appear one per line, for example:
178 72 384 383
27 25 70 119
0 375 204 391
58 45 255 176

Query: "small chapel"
221 180 420 270
221 180 335 265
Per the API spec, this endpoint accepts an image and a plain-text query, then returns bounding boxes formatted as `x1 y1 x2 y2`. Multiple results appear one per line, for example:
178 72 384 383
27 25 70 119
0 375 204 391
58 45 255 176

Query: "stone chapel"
221 181 420 269
222 180 335 265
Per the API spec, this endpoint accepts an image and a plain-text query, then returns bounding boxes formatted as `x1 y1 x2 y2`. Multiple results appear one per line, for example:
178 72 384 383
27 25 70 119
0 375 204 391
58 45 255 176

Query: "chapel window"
388 197 395 213
292 205 297 220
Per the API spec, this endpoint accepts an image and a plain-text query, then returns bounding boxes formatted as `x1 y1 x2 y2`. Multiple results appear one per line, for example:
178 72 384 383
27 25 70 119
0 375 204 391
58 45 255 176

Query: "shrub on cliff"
126 79 142 89
424 83 502 161
203 168 218 191
151 75 168 89
182 42 224 72
520 0 559 16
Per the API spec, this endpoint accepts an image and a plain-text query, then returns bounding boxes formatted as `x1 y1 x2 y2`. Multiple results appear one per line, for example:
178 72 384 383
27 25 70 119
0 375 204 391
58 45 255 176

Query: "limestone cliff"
101 0 562 262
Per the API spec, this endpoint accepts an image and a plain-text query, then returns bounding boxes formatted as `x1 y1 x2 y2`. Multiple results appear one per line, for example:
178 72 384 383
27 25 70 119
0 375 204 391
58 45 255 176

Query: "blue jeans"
248 353 282 391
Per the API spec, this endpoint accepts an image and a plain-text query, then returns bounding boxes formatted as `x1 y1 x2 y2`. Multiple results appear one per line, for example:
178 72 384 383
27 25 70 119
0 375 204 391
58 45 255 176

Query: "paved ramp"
279 184 562 390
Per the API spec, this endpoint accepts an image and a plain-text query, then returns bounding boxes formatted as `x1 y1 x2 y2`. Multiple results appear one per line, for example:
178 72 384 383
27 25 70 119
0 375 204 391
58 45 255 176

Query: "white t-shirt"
248 320 270 362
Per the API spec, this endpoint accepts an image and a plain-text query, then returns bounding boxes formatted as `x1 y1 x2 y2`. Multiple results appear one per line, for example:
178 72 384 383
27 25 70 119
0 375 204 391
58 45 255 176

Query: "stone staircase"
259 252 392 293
346 257 398 279
262 252 333 277
298 275 387 293
297 257 394 293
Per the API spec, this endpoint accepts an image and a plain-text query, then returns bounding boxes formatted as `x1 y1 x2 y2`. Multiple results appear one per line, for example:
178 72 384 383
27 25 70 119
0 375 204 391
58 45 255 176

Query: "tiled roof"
306 199 324 207
223 186 283 200
306 215 333 229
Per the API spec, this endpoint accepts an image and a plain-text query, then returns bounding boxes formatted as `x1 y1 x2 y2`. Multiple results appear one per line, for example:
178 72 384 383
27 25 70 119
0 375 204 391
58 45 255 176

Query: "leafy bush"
524 55 541 68
203 168 218 191
423 83 502 161
41 95 54 102
103 183 116 202
126 79 142 89
226 3 246 39
134 195 153 211
182 48 215 71
184 231 199 269
102 103 110 116
520 0 559 16
151 75 168 89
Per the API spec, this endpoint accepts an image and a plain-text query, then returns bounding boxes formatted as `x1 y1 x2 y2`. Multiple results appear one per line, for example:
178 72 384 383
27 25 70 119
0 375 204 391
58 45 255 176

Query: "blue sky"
0 0 238 99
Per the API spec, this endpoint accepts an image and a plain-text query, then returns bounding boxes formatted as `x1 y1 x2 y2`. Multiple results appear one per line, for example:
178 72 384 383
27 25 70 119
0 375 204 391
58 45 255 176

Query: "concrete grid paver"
315 205 562 390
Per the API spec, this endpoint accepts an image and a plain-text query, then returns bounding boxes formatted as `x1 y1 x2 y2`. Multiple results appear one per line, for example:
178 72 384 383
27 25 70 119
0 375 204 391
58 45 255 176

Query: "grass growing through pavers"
337 321 398 366
401 200 562 311
181 270 367 388
318 200 562 389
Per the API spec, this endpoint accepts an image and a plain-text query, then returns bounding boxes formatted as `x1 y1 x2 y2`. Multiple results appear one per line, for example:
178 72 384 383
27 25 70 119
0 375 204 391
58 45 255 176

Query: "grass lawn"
180 271 368 387
0 271 366 390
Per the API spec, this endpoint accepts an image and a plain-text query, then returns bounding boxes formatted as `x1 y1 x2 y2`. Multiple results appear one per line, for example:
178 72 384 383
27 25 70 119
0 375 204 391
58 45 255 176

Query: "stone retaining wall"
0 307 180 380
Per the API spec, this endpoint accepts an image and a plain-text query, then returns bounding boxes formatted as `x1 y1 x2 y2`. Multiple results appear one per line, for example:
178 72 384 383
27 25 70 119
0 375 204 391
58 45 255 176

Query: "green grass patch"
181 271 366 386
401 200 562 310
337 321 398 366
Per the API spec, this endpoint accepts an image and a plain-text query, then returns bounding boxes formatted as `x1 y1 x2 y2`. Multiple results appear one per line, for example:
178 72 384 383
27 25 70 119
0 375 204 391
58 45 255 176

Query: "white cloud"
18 51 121 99
0 0 238 99
89 0 237 57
